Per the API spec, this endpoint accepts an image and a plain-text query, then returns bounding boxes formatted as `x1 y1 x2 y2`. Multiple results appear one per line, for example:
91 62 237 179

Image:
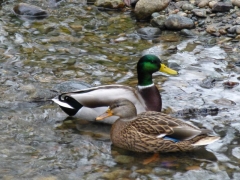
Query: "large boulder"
231 0 240 8
135 0 170 20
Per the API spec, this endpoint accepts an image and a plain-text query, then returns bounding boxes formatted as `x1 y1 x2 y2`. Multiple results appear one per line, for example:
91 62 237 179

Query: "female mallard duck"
96 99 220 153
52 54 177 124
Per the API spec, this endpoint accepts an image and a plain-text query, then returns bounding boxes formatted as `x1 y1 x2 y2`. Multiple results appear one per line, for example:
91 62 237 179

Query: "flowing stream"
1 0 240 179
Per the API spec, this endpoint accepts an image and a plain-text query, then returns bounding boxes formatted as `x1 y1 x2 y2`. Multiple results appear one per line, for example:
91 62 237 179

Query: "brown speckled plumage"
97 99 220 153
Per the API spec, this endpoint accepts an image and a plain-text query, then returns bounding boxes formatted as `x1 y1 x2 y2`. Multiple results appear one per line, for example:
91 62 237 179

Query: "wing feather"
127 111 204 141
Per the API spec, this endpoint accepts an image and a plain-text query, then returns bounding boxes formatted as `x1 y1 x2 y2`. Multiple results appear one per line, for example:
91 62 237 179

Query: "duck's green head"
137 54 177 86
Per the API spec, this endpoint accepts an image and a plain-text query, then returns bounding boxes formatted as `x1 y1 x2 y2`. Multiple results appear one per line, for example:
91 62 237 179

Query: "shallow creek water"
1 0 240 180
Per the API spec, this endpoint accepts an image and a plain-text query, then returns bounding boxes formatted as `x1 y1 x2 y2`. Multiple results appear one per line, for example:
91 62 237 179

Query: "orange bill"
96 108 113 121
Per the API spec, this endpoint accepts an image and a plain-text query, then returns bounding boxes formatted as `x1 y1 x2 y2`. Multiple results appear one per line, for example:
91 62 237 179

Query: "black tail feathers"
59 96 83 116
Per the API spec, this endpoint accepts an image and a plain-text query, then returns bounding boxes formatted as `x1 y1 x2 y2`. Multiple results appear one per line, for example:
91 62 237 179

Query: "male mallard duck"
52 54 177 124
96 99 220 153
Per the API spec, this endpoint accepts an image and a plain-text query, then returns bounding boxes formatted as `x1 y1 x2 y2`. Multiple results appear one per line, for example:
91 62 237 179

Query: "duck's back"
110 111 216 153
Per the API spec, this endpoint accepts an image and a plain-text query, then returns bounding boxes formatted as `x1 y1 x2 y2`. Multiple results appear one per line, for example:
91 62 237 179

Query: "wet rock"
236 34 240 39
200 77 216 89
151 12 161 18
167 45 177 51
223 81 239 89
165 14 194 30
192 9 207 18
211 2 233 12
219 28 228 35
182 3 194 11
135 0 170 20
137 27 161 40
206 25 217 34
151 15 167 29
198 0 209 8
165 45 178 53
69 23 83 32
236 25 240 34
174 1 185 8
180 29 196 37
209 1 218 8
231 0 240 8
177 12 187 17
94 0 125 9
114 36 128 42
213 98 236 106
235 17 240 24
198 20 205 26
13 3 48 20
30 88 58 101
227 26 237 34
48 0 65 8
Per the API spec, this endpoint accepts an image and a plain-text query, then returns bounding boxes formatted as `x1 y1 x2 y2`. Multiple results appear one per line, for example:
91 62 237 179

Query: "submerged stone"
137 27 161 40
213 98 236 106
180 29 196 37
200 77 216 89
13 3 48 20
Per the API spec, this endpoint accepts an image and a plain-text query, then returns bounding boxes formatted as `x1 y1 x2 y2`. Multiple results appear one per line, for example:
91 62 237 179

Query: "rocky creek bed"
1 0 240 179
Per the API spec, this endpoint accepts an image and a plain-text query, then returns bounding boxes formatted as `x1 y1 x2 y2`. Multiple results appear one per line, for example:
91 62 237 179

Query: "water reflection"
58 118 220 178
1 0 240 179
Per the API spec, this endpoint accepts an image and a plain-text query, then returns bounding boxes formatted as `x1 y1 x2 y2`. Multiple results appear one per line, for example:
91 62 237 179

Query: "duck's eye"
113 104 120 108
150 60 156 64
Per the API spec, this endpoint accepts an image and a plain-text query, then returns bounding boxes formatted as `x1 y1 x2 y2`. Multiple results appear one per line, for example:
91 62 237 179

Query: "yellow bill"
96 108 113 121
160 64 178 75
